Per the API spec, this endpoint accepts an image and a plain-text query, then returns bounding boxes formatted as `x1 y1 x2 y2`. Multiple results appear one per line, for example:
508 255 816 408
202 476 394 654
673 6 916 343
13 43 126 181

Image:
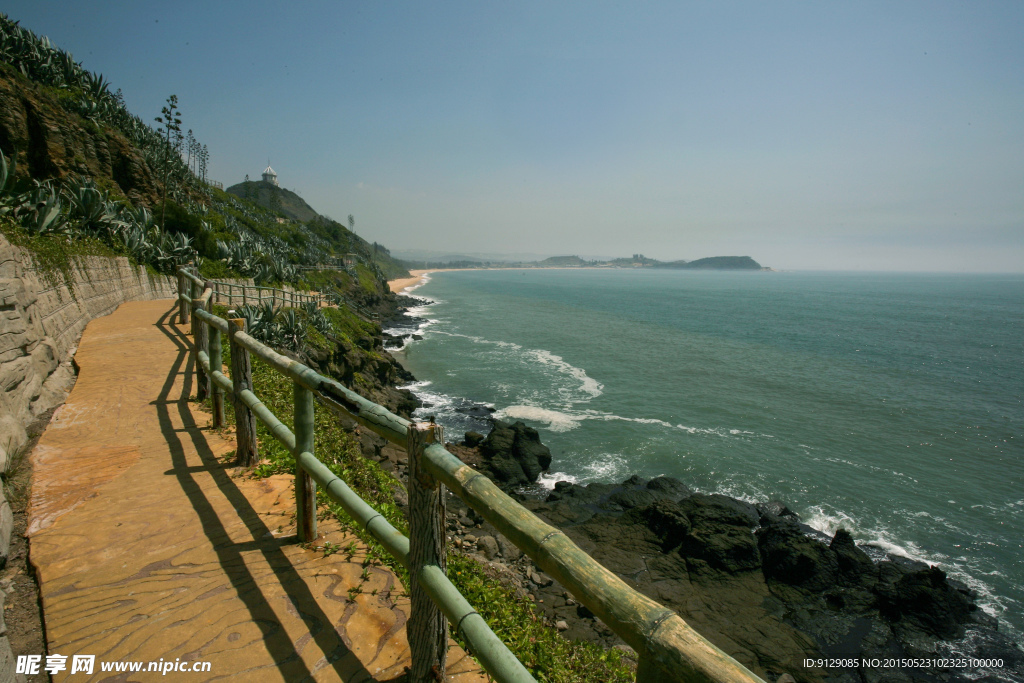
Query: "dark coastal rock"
884 565 975 639
457 404 495 419
463 431 485 448
546 480 615 505
830 528 877 588
478 420 552 487
757 519 839 591
757 500 799 525
438 418 1016 683
676 494 762 576
645 475 692 500
624 499 691 550
608 488 660 510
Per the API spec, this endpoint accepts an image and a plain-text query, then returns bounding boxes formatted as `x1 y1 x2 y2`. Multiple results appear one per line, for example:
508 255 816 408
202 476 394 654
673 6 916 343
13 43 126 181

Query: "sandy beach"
388 269 465 293
388 266 589 293
387 270 432 293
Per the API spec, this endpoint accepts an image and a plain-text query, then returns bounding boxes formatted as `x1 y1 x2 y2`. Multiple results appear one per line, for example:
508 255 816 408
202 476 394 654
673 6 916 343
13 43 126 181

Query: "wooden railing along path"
205 280 329 309
176 267 764 683
197 273 381 322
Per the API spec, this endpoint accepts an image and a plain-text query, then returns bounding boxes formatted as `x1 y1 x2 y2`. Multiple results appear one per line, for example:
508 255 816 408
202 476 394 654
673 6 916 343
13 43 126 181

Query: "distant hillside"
675 256 761 270
538 255 588 267
223 179 408 280
226 179 318 223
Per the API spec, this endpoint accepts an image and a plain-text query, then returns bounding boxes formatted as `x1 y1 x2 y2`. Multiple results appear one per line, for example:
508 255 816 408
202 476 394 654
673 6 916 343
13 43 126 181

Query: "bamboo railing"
204 280 329 309
175 267 765 683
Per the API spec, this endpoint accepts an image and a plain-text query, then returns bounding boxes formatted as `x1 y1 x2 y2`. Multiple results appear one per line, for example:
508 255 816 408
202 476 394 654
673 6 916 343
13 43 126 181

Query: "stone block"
0 356 32 393
0 412 27 466
28 337 58 378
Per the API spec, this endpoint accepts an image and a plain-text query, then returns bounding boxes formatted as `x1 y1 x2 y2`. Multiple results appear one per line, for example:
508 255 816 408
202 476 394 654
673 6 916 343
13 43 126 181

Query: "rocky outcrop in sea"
438 419 1024 683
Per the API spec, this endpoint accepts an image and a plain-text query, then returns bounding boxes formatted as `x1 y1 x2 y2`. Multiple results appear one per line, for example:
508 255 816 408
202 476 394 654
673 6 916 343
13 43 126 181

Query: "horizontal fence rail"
175 267 765 683
180 268 383 323
207 280 329 309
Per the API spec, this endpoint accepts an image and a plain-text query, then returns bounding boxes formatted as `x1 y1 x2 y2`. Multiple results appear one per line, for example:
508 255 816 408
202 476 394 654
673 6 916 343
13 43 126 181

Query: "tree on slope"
154 94 182 229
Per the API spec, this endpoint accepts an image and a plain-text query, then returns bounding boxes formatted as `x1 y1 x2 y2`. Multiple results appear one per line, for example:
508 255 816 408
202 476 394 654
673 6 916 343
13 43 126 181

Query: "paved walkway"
28 299 485 682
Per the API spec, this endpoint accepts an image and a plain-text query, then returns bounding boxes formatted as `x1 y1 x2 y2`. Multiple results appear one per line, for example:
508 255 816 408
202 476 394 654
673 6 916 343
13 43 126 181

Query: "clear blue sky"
6 2 1023 271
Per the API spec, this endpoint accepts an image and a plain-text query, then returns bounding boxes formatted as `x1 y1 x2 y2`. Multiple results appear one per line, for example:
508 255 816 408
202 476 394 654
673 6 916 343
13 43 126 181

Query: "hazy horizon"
5 2 1023 272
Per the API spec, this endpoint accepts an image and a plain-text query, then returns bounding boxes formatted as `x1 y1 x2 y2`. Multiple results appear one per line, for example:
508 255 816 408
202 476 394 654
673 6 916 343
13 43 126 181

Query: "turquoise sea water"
389 268 1023 636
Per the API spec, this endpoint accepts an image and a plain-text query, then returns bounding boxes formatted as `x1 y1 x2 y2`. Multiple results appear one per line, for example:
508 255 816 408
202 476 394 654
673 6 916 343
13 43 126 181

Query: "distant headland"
395 253 767 271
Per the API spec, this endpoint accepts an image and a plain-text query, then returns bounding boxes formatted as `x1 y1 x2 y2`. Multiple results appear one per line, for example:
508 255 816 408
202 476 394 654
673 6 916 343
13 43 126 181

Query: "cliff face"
0 66 160 207
0 233 176 472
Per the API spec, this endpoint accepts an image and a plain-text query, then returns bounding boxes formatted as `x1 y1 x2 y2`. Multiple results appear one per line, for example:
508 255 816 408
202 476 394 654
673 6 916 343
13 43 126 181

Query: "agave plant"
22 181 68 235
275 309 306 352
302 301 332 336
117 223 153 262
63 176 123 234
234 302 280 344
121 204 153 230
0 150 27 217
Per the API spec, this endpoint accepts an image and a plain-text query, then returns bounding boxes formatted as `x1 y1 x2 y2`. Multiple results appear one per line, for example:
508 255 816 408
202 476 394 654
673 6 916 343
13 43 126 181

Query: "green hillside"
538 255 588 267
675 256 761 269
226 178 318 223
0 11 408 295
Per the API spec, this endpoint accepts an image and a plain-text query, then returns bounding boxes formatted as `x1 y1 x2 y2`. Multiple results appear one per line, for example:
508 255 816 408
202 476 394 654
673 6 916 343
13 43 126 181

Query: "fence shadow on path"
154 305 409 682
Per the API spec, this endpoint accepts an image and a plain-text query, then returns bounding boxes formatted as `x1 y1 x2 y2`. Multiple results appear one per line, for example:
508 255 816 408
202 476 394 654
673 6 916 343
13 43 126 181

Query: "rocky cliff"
0 66 161 207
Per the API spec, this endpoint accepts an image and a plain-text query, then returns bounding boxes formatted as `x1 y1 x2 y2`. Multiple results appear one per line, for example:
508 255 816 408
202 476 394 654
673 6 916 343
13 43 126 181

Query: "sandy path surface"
27 298 484 682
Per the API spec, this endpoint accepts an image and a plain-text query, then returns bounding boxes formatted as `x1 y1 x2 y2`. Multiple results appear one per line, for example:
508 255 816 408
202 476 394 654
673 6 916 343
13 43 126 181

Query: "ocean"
387 268 1023 637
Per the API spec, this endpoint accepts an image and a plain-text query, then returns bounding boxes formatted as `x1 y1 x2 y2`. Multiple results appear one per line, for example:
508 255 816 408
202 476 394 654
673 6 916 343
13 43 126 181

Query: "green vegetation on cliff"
0 12 408 300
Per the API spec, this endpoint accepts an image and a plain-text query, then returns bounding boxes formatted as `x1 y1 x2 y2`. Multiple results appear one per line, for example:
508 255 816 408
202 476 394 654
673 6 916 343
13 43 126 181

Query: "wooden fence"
176 267 765 683
203 280 330 309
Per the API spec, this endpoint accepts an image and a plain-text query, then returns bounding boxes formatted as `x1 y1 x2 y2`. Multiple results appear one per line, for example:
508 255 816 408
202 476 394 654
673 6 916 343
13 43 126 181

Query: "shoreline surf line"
388 269 456 293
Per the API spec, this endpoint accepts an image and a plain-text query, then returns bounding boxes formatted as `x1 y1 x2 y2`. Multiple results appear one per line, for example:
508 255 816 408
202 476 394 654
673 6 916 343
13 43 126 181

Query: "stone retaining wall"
0 233 177 488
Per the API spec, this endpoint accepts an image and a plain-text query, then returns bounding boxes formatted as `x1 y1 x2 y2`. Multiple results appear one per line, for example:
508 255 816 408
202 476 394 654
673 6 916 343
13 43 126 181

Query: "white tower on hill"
262 162 278 187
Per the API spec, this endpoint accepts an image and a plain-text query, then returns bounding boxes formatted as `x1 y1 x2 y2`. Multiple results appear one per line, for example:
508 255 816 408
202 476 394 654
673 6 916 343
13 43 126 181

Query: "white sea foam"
494 403 772 444
434 330 522 351
537 471 579 489
497 405 581 432
575 452 632 483
384 295 442 349
398 380 433 391
400 271 433 294
801 504 1015 632
527 349 604 399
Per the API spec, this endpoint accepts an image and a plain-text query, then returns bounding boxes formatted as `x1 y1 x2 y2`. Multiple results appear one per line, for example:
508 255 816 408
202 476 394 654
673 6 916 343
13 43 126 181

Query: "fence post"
293 382 317 542
189 276 199 340
229 318 259 466
177 271 189 326
194 280 212 401
209 317 224 428
407 421 448 681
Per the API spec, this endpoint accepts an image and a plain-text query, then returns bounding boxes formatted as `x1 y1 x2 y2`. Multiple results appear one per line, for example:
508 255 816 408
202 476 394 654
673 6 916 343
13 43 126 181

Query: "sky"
6 2 1024 271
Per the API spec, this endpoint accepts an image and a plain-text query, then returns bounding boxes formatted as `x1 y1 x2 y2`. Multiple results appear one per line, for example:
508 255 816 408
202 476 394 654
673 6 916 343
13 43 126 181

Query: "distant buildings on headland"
262 163 278 187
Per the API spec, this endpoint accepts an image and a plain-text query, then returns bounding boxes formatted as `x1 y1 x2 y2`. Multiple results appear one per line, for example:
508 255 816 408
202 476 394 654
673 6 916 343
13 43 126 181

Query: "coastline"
379 269 1024 682
387 265 775 294
388 269 437 293
389 268 475 293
